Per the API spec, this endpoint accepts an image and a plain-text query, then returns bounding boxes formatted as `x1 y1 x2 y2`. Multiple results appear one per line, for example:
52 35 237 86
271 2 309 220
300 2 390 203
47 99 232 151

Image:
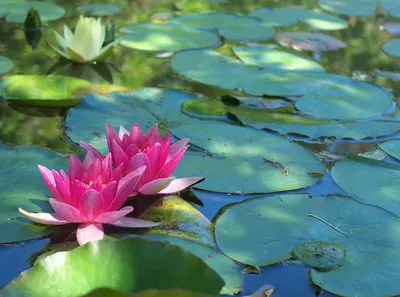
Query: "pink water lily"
19 152 161 246
81 123 204 196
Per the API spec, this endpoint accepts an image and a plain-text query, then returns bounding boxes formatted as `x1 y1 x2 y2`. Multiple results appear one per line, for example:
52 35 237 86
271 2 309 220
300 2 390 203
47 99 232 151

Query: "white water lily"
50 15 118 63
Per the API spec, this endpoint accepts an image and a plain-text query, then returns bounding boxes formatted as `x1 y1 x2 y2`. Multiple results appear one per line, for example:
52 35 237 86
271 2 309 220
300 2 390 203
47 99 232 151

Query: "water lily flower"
19 152 161 246
49 15 118 63
81 123 204 196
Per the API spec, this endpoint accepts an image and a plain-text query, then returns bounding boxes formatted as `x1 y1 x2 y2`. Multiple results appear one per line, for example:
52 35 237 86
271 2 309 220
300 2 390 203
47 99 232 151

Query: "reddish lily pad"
274 32 346 52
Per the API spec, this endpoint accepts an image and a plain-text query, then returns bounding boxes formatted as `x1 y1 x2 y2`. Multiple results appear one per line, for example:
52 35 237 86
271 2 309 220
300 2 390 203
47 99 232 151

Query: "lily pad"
0 1 65 23
0 75 92 107
274 32 346 51
172 123 325 194
232 46 325 72
311 222 400 297
0 238 224 297
300 10 348 31
372 69 400 81
171 50 257 90
381 0 400 18
214 193 397 266
243 72 394 120
171 13 274 41
118 24 220 51
65 91 157 153
292 241 346 271
0 144 67 243
331 156 400 216
0 56 13 75
378 139 400 160
84 288 215 297
76 4 121 16
381 22 400 34
318 0 378 17
382 38 400 58
182 99 400 139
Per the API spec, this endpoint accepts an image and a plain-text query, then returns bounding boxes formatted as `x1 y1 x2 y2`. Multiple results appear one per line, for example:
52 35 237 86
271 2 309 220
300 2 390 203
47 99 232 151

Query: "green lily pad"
84 288 215 297
243 72 393 120
232 46 325 72
65 91 157 153
214 193 397 266
123 235 242 295
0 144 67 243
0 56 13 75
372 69 400 81
378 139 400 160
292 241 347 271
76 4 121 16
331 156 400 216
0 238 224 297
381 0 400 18
311 222 400 297
274 32 346 51
0 75 92 107
172 123 325 194
249 6 347 30
171 13 274 41
118 24 220 51
0 1 65 23
382 38 400 58
171 49 257 90
318 0 378 17
182 98 400 140
381 22 400 34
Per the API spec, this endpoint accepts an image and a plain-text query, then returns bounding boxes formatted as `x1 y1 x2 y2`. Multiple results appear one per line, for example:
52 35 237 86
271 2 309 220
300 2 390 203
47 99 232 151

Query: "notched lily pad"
318 0 378 17
292 241 346 271
274 32 346 52
0 1 65 23
382 38 400 58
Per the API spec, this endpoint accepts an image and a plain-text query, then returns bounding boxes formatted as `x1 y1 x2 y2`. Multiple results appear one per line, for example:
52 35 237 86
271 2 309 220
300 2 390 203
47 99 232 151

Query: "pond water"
1 0 400 296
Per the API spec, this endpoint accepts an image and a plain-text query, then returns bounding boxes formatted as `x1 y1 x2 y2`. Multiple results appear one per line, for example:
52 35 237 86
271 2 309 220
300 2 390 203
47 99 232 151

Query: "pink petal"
68 154 83 180
168 138 189 161
111 217 162 228
38 165 61 201
82 151 96 171
106 124 122 152
125 144 140 159
128 123 144 147
159 134 172 166
146 143 162 176
60 170 70 191
111 163 124 182
79 190 104 221
80 141 105 160
155 147 187 179
86 158 102 182
111 139 129 169
126 152 152 189
76 223 104 246
53 170 71 204
70 180 87 208
100 154 113 181
19 208 69 225
157 177 205 194
109 166 146 211
145 123 160 146
119 125 129 139
101 181 118 206
49 198 86 222
159 132 171 147
138 177 175 195
95 206 133 224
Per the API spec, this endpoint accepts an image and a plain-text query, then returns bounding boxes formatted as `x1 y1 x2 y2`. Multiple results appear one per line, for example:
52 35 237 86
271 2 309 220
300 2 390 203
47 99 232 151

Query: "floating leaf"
182 98 400 139
300 10 348 31
382 38 400 58
0 1 65 23
372 69 400 81
0 56 13 75
381 0 400 18
292 241 346 271
243 72 393 120
118 24 220 51
274 32 346 52
0 144 67 243
214 193 397 266
171 13 274 41
84 288 215 297
381 22 400 34
0 238 224 297
243 284 276 297
0 75 91 107
76 4 121 16
318 0 377 17
232 46 325 72
172 123 325 193
65 91 157 153
379 140 400 160
331 156 400 215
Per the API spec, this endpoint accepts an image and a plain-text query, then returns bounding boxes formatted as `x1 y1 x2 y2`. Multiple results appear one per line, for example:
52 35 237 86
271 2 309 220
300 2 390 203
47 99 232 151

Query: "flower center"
84 181 106 189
